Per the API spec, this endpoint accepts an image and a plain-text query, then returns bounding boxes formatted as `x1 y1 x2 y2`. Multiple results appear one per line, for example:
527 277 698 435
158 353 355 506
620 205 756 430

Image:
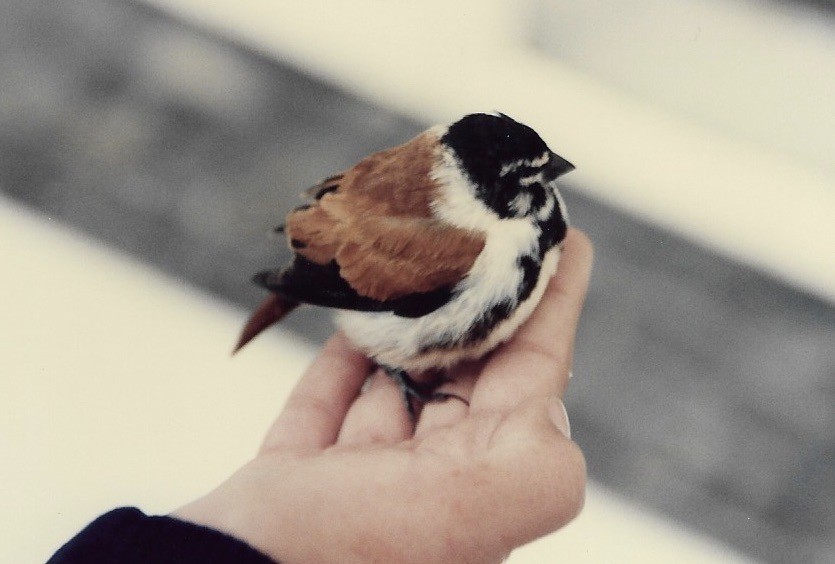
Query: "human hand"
174 228 593 563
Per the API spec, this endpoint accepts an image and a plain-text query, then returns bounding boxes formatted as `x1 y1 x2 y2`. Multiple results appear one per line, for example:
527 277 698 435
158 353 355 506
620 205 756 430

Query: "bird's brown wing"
334 215 485 301
283 129 486 303
236 130 482 352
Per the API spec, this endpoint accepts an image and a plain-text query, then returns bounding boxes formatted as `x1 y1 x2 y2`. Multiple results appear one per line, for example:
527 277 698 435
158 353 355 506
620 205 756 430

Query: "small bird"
235 113 574 414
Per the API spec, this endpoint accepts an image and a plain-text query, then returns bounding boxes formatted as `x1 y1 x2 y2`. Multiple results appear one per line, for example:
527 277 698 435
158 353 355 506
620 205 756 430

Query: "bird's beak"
549 152 576 178
233 293 298 354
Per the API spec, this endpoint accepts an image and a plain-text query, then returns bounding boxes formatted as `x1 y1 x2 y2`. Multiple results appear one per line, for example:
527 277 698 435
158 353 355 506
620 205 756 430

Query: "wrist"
173 470 283 562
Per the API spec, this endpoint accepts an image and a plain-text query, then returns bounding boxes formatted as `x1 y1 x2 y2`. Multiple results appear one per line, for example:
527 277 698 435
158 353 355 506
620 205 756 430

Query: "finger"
473 229 593 412
336 368 414 446
260 333 372 454
485 397 587 549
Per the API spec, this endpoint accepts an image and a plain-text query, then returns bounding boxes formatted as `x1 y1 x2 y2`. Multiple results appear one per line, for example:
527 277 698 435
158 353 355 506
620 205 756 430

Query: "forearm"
48 507 276 564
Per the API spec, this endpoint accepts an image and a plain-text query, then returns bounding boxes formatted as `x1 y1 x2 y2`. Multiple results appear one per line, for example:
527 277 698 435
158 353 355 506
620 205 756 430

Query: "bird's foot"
382 366 469 419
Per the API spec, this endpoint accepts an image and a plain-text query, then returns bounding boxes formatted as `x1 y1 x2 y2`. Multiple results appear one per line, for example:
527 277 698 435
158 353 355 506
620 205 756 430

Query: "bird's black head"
440 113 574 219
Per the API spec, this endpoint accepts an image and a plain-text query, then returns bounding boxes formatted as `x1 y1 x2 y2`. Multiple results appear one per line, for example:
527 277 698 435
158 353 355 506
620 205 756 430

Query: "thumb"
487 397 587 548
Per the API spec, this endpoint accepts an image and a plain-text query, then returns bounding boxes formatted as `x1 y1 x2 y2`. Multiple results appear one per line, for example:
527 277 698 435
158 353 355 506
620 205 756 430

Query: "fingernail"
548 397 572 439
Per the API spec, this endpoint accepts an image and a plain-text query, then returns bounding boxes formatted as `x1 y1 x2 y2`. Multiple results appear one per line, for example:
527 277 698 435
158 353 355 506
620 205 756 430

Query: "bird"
235 113 574 415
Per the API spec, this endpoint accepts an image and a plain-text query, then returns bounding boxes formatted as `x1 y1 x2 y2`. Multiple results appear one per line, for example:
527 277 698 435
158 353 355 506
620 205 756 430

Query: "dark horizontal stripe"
254 256 454 318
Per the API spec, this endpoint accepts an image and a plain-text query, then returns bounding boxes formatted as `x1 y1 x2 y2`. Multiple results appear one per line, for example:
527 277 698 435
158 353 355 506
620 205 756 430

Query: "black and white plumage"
236 113 574 410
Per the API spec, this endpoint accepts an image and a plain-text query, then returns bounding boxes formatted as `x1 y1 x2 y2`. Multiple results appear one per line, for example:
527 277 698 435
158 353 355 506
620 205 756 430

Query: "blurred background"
1 0 833 562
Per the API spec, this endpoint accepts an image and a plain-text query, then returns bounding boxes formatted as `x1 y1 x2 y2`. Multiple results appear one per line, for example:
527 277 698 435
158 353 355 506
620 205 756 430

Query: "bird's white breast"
336 245 559 372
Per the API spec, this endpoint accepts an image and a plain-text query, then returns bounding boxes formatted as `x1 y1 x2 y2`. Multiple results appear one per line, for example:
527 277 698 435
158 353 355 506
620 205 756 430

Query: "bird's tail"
233 293 300 354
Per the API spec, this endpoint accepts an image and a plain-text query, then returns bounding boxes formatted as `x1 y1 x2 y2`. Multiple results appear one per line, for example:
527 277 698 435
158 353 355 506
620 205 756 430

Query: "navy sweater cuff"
48 507 276 564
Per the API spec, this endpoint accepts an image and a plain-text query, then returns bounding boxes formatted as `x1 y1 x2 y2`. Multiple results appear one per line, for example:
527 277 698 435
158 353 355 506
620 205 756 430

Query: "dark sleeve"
48 507 277 564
